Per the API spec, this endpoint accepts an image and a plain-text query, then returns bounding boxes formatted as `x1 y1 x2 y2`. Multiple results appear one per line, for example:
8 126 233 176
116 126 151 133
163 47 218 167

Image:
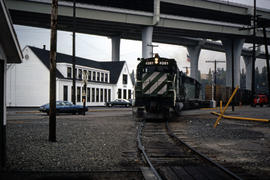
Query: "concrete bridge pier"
222 39 245 88
142 26 153 58
187 45 202 81
111 35 121 61
243 56 252 90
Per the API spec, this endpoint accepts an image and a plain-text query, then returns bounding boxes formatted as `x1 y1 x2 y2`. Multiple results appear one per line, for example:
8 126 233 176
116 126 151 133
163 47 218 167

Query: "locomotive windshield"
141 58 177 74
142 65 175 73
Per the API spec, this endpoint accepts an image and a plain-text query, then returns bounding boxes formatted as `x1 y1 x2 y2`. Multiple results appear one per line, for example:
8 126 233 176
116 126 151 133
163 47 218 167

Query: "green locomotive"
134 54 201 116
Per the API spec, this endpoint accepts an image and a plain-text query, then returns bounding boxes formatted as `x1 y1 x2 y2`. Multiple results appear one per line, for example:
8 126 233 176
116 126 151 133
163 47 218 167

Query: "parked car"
252 94 269 107
106 99 132 107
39 101 88 115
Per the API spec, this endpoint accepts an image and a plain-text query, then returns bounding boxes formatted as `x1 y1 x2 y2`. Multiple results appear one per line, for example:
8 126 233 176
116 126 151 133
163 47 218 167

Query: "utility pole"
72 0 76 105
262 27 270 106
251 0 257 102
231 41 235 111
205 60 225 101
49 0 58 142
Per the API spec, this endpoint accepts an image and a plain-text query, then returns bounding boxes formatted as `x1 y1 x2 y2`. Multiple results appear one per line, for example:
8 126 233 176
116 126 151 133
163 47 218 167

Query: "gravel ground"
3 111 140 173
3 106 270 179
171 106 270 179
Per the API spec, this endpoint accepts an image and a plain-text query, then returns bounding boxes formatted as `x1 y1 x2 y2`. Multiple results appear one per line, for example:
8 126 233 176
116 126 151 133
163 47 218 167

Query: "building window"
78 69 82 80
97 72 100 81
67 67 72 78
63 86 68 101
92 88 95 102
74 68 77 78
77 87 81 102
108 89 111 102
118 89 122 99
83 70 87 80
87 87 90 102
101 73 104 82
93 72 96 81
88 71 91 80
123 89 127 99
71 86 77 103
96 88 99 102
105 74 108 82
105 89 107 102
128 89 132 99
123 74 128 84
100 89 103 102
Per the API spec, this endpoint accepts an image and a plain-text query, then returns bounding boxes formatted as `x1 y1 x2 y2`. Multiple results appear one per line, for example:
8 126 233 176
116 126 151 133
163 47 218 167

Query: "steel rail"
137 120 163 180
166 120 242 180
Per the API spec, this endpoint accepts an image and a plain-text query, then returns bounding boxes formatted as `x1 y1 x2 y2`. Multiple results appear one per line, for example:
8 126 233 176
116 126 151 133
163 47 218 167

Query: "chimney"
43 45 46 50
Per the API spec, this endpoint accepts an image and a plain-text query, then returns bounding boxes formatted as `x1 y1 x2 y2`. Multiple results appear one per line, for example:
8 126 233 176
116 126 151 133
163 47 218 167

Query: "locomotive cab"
135 54 179 114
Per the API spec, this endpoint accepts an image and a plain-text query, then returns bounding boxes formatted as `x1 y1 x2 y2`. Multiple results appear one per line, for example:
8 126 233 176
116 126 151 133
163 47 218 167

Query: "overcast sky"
14 0 270 75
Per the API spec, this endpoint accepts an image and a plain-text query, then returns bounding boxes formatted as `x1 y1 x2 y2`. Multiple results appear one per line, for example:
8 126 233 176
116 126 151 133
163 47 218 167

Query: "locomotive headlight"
154 57 159 64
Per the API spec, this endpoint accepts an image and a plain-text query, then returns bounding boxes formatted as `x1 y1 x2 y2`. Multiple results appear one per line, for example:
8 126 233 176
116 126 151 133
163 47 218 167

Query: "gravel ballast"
4 110 139 172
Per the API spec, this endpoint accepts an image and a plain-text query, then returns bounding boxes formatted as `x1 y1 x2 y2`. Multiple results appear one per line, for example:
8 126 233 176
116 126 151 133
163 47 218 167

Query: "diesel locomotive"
134 54 201 116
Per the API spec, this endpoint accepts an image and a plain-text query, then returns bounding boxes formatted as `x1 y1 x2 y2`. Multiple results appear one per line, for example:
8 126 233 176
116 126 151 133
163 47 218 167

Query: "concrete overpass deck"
6 0 270 45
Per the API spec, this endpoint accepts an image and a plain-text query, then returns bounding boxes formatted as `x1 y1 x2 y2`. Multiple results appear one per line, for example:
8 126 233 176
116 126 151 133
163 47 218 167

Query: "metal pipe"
211 112 269 123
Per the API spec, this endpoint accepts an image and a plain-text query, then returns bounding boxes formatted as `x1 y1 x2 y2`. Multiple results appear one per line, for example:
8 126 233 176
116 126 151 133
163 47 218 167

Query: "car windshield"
64 101 73 106
56 102 65 106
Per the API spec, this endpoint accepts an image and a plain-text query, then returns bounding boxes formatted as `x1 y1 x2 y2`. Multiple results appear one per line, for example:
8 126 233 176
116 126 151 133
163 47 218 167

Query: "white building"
6 46 134 107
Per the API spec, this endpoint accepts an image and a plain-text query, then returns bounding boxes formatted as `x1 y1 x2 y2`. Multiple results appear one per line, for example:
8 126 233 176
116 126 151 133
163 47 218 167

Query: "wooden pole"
251 0 257 102
262 27 270 106
49 0 58 142
72 0 76 105
231 40 235 111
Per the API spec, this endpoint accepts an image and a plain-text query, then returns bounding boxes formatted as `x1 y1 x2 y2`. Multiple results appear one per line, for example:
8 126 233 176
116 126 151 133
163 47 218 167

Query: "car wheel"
108 104 112 107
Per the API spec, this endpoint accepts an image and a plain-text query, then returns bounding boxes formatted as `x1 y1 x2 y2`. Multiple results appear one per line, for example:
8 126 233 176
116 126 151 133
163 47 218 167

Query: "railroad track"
137 119 242 180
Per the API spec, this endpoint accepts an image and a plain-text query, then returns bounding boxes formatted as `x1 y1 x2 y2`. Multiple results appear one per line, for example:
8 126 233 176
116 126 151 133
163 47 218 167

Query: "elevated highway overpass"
5 0 270 89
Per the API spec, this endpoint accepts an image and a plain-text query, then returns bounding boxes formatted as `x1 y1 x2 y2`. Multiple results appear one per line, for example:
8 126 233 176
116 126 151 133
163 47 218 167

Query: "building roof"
29 46 125 84
0 0 22 63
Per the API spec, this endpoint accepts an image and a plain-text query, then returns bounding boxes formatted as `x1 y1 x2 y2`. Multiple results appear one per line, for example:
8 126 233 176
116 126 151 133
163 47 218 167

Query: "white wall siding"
6 47 49 107
57 79 113 106
6 46 134 107
115 63 134 100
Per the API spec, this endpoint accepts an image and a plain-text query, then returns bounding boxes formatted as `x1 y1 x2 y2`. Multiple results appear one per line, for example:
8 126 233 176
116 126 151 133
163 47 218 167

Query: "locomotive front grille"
142 72 168 95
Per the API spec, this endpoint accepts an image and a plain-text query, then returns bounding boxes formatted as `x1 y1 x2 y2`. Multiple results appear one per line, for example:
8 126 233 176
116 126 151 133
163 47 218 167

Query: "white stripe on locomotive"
142 72 160 89
157 84 167 95
143 73 168 95
145 73 167 94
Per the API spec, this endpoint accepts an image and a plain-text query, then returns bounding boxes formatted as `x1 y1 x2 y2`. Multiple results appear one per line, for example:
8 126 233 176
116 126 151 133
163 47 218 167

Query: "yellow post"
214 86 239 128
211 112 270 123
220 100 222 113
